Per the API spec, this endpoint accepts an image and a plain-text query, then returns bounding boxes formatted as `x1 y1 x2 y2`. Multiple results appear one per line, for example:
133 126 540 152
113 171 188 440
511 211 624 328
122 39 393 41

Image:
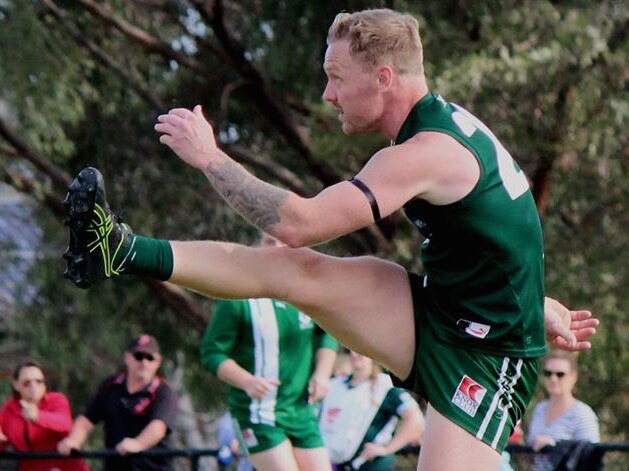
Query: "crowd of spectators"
0 339 602 471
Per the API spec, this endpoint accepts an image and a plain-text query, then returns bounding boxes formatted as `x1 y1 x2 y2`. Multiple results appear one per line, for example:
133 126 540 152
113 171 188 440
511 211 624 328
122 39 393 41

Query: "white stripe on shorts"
476 357 523 449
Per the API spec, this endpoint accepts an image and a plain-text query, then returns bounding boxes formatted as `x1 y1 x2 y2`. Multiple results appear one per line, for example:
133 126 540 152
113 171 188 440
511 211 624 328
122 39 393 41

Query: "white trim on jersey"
249 298 280 426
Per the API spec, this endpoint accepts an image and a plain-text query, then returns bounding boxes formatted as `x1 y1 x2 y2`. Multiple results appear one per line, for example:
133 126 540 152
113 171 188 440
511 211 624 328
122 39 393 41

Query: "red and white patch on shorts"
451 375 487 417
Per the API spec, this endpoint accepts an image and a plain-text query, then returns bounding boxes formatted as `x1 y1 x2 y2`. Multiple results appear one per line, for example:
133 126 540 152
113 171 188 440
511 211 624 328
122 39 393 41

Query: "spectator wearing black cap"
58 334 178 471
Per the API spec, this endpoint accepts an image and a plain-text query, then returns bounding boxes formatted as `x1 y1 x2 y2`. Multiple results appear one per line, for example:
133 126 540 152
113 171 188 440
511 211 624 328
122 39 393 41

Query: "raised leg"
62 167 416 377
170 241 415 379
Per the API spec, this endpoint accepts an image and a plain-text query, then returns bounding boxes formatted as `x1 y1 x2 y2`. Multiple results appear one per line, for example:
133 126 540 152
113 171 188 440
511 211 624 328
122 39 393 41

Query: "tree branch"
42 0 165 112
0 116 72 188
0 164 66 217
76 0 211 75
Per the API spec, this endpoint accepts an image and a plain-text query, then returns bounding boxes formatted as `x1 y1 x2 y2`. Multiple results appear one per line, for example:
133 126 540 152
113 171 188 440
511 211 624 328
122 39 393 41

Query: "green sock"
117 235 173 281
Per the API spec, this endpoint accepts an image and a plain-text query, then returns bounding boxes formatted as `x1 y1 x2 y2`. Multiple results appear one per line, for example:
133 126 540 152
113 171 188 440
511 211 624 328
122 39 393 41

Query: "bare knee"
266 247 334 306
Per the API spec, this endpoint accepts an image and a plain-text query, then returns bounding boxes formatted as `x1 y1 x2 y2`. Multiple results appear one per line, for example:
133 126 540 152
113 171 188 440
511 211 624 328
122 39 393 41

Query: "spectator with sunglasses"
0 359 90 471
527 350 599 470
58 334 178 471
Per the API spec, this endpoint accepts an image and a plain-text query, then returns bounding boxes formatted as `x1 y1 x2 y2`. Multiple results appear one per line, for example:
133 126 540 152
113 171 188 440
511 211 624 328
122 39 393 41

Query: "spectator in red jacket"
0 359 90 471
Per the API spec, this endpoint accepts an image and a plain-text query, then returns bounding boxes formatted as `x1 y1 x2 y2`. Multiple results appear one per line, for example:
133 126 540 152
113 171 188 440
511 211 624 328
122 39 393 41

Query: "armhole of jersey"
349 177 381 222
414 126 487 209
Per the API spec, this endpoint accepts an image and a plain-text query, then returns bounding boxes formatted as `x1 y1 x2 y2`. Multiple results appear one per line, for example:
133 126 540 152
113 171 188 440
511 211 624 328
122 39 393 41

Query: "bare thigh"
293 446 332 471
267 248 416 379
248 439 299 471
171 243 416 378
417 404 501 471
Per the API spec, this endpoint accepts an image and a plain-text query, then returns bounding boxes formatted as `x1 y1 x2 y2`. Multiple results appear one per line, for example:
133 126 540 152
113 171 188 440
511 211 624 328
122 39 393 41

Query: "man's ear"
376 66 393 89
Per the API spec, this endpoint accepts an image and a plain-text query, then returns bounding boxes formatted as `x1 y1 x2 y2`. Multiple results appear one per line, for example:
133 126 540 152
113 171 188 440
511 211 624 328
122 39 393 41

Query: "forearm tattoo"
203 156 289 231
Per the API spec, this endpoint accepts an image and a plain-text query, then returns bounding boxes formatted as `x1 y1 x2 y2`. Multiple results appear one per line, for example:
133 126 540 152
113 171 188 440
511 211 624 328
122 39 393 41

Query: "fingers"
551 336 592 352
154 123 177 138
248 377 280 399
572 341 592 351
155 106 204 125
551 321 577 349
571 318 599 330
159 134 174 147
573 327 597 341
569 310 593 321
155 113 185 128
308 381 328 403
166 108 193 118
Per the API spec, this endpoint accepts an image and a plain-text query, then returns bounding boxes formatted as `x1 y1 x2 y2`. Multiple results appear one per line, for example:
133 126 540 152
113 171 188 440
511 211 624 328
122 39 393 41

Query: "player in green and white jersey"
200 233 337 471
63 8 599 471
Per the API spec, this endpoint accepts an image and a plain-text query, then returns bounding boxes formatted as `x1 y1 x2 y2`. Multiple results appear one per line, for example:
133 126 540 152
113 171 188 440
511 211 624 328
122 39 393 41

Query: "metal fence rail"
2 441 629 470
0 447 226 471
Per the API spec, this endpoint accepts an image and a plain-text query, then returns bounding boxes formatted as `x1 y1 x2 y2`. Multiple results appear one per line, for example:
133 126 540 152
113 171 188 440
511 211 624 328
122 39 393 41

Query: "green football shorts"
232 404 324 454
394 273 540 452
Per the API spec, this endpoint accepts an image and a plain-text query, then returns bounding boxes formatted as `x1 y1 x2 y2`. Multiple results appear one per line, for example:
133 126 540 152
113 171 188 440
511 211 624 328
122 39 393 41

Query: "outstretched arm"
154 106 374 247
154 106 469 247
544 297 599 351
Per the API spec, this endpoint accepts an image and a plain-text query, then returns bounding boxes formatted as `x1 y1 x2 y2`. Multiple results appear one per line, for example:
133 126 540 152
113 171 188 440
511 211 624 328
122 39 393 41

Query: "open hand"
544 297 599 351
155 105 217 170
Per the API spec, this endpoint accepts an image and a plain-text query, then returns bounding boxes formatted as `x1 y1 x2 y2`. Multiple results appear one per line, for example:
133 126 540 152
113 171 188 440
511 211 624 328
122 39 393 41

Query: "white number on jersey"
452 106 529 200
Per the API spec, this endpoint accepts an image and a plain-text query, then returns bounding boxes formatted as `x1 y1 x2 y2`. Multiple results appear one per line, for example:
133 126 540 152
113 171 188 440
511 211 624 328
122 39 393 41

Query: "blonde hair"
327 9 424 76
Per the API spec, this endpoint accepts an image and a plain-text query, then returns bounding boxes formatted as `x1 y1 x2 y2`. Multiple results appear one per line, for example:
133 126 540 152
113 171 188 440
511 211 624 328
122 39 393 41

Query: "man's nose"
322 82 336 103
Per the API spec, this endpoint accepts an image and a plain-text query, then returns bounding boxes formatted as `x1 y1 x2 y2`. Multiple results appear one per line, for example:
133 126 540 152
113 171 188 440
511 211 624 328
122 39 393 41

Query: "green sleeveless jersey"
200 298 338 424
397 93 545 357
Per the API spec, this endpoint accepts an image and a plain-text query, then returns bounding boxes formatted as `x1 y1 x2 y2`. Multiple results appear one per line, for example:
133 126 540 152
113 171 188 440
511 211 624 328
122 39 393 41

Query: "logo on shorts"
451 375 487 417
241 428 259 448
456 319 491 339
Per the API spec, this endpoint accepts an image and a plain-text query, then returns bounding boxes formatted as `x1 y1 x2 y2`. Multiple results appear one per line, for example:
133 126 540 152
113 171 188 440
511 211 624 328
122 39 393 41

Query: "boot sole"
62 168 100 288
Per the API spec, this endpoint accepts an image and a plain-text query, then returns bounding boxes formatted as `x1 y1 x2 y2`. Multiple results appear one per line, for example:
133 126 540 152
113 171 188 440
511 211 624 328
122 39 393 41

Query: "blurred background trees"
0 0 627 453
